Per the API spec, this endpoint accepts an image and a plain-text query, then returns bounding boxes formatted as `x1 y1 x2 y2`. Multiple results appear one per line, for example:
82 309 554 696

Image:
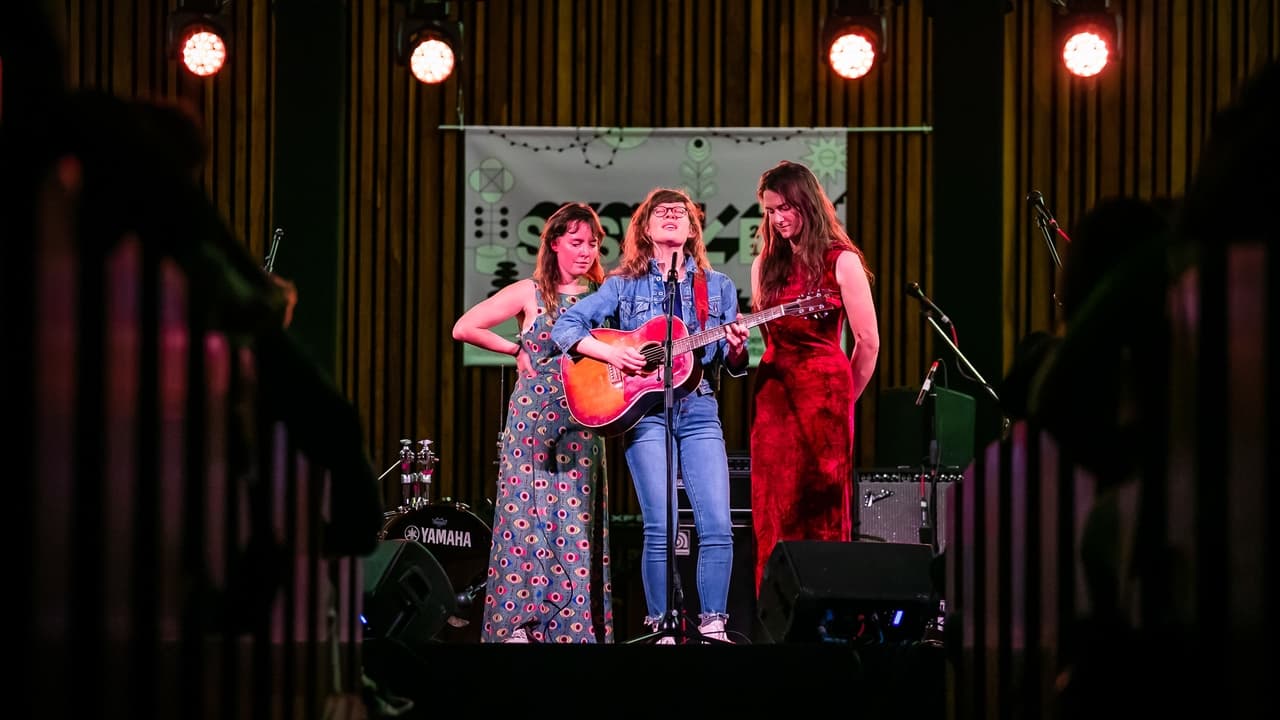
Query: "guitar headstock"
783 291 837 319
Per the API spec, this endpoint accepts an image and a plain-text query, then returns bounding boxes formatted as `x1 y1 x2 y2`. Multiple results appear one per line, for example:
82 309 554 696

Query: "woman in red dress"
749 160 880 591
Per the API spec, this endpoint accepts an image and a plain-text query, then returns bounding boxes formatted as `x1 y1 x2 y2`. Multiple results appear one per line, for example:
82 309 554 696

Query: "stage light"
1055 1 1121 78
823 0 886 80
396 0 460 85
167 0 232 78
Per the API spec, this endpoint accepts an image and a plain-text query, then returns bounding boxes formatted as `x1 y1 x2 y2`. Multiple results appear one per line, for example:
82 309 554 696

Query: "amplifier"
678 450 751 518
855 470 955 552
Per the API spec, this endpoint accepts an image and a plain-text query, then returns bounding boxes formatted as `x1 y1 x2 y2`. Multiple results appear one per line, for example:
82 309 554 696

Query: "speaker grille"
856 477 954 552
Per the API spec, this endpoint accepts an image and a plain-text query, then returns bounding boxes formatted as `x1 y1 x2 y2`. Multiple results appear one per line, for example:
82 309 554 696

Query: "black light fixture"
822 0 887 80
1054 0 1121 78
167 0 232 78
396 0 460 85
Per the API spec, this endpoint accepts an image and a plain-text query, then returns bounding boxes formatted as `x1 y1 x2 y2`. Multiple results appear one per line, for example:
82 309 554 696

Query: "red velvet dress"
750 248 854 591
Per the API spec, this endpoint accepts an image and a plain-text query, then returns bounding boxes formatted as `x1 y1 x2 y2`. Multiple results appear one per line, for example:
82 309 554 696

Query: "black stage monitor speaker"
757 541 935 644
362 539 456 650
876 385 976 469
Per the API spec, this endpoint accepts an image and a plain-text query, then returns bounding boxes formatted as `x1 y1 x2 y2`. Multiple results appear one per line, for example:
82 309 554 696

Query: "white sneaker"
698 618 730 643
503 628 531 644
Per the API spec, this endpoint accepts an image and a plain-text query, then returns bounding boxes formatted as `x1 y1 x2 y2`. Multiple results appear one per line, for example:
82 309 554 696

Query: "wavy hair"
753 160 873 310
532 202 606 319
614 188 710 278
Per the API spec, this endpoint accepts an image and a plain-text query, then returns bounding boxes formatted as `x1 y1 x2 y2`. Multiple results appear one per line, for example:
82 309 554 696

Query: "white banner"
461 126 847 365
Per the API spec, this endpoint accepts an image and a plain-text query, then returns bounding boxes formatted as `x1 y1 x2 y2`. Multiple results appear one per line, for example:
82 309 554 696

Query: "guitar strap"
692 269 718 391
693 269 709 329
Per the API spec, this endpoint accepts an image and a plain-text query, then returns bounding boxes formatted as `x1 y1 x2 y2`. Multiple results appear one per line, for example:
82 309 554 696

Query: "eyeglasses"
652 205 689 219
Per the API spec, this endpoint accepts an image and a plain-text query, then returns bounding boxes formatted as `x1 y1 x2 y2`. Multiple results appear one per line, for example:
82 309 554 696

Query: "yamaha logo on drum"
402 522 474 548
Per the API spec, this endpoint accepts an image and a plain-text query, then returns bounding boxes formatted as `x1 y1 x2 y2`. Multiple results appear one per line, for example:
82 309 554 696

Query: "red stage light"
1061 27 1111 78
396 1 460 86
179 28 228 78
828 30 878 80
1055 4 1121 79
408 33 455 85
167 2 232 80
821 1 885 82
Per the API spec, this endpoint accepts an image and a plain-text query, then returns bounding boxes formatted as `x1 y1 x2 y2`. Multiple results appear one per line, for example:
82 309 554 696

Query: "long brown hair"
532 202 606 319
614 188 711 278
753 160 873 310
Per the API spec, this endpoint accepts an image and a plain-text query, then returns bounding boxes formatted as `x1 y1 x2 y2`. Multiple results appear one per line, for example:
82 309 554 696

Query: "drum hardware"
376 438 441 516
380 503 492 643
413 438 437 506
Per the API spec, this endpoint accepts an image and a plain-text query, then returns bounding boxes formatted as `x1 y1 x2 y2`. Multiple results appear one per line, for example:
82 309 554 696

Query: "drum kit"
374 438 492 644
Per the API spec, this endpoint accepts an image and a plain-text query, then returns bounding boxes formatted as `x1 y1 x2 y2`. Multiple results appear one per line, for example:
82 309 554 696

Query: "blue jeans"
624 390 733 624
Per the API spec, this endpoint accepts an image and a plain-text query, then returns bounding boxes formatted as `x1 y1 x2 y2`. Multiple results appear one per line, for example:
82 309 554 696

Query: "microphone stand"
915 363 942 553
629 253 707 645
1029 192 1072 309
923 313 1001 407
1034 212 1064 270
916 312 1009 552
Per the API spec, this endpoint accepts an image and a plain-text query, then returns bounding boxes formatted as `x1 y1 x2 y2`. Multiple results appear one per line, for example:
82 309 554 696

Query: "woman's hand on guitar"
725 314 749 351
610 345 650 375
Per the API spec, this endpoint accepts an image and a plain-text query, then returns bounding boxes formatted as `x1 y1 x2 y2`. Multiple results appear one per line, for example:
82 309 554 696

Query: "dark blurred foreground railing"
15 175 372 719
946 241 1274 719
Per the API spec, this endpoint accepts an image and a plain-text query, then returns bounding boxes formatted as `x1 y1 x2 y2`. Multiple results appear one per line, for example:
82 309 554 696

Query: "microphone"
915 359 940 406
454 582 485 609
904 282 951 326
446 583 487 628
1026 190 1054 224
668 252 679 283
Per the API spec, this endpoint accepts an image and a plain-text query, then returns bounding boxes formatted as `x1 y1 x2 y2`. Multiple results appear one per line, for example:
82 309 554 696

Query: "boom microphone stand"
922 308 1007 442
906 283 1008 551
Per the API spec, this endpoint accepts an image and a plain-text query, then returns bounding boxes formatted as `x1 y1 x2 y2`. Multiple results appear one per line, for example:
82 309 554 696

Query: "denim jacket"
552 256 747 392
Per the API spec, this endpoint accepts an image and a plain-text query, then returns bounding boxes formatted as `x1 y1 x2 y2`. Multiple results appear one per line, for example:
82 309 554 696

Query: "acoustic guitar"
560 293 835 435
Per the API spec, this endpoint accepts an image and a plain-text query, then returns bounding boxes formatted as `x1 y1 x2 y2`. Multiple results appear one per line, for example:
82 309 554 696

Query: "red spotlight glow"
828 30 877 80
180 28 227 77
1062 28 1111 77
409 36 455 84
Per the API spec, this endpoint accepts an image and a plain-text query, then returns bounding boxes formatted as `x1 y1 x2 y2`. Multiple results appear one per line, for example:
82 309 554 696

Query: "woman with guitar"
551 188 749 642
749 160 880 592
452 202 613 644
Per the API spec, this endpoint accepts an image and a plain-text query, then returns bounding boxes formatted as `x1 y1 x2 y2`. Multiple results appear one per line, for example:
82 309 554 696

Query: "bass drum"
380 502 491 644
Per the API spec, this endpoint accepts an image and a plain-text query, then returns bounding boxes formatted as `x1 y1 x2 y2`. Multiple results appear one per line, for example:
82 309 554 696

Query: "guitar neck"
672 305 789 355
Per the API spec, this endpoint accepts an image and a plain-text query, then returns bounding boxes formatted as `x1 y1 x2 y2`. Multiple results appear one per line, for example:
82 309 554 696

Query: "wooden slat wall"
55 0 1280 521
58 0 277 263
1003 0 1280 345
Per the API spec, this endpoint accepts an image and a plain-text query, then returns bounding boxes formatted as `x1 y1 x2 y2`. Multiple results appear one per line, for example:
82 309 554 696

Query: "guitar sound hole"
639 343 665 372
